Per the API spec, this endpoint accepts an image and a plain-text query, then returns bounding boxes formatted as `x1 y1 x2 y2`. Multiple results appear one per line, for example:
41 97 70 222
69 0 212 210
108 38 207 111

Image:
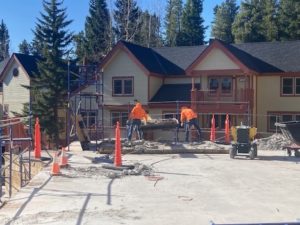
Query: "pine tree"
84 0 111 64
18 39 33 55
278 0 300 41
176 0 206 46
0 20 10 61
32 0 73 146
73 31 87 64
262 0 279 41
164 0 183 46
138 11 162 47
211 0 239 43
232 0 266 43
114 0 142 42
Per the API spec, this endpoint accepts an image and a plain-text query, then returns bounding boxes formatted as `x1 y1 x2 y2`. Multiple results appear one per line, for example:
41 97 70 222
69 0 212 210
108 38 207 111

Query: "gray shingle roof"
152 45 207 70
150 83 201 102
232 41 300 72
121 41 185 76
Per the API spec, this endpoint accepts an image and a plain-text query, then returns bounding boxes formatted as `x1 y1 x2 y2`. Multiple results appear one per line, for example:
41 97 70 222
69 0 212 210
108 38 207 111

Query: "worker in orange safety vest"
128 99 148 141
180 106 202 142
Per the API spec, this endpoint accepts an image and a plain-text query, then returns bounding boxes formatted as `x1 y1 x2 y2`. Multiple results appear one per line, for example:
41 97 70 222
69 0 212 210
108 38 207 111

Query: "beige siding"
103 50 148 105
149 76 162 100
3 63 30 116
194 48 240 70
256 76 300 132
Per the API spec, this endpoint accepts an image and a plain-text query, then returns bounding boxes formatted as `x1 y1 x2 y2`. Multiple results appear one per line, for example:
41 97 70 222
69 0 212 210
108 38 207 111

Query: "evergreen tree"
232 0 266 43
176 0 206 46
73 31 87 64
232 0 280 43
18 39 33 55
262 0 279 41
164 0 183 46
278 0 300 41
0 20 10 61
114 0 142 42
211 0 239 43
138 11 162 47
32 0 73 146
84 0 111 64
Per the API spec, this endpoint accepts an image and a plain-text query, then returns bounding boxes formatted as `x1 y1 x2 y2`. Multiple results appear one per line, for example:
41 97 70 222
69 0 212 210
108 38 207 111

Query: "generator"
230 125 257 159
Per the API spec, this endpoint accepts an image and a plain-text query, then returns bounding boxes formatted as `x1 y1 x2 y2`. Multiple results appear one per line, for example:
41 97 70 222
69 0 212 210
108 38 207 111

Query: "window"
81 111 97 128
111 111 129 127
209 77 232 94
0 82 3 92
268 112 300 131
281 77 300 95
112 77 133 96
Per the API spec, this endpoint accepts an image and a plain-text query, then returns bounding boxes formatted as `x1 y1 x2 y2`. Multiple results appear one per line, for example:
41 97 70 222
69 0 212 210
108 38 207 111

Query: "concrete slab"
0 150 300 225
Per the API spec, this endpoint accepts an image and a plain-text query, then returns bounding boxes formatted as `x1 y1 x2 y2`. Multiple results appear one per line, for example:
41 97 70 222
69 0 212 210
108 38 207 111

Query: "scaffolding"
67 63 104 150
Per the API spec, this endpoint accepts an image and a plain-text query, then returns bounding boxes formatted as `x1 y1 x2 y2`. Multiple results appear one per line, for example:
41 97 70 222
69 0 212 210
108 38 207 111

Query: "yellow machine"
230 125 257 159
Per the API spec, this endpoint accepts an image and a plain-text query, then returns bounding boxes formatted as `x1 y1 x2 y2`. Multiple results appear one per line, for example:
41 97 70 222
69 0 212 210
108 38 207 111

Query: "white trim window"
282 77 300 95
112 77 133 96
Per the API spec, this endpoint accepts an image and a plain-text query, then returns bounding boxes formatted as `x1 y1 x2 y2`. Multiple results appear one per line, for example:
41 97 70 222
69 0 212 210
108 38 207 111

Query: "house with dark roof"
0 53 40 117
96 39 300 137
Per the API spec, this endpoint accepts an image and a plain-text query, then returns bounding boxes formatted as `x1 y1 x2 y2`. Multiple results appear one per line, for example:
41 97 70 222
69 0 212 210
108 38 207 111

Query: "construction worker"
128 100 148 141
180 106 202 142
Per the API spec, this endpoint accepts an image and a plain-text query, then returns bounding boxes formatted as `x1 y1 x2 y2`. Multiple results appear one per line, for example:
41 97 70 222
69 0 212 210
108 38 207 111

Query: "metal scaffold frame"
67 63 104 150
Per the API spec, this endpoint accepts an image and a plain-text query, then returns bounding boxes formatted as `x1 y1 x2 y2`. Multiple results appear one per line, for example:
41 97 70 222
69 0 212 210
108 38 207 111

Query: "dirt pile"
256 133 291 150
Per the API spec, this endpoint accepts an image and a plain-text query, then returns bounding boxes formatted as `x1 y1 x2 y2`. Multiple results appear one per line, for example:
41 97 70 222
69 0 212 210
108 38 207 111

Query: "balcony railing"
191 88 254 113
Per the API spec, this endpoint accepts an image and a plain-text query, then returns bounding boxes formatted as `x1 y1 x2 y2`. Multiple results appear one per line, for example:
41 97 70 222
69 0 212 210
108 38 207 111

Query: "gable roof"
152 45 207 70
0 53 41 81
150 83 201 103
103 40 300 77
14 53 41 77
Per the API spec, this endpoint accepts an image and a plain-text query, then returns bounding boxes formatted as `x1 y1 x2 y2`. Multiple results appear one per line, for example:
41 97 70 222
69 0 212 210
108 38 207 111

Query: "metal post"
19 154 23 187
28 94 32 180
9 125 12 198
67 60 70 151
0 128 2 200
175 101 179 144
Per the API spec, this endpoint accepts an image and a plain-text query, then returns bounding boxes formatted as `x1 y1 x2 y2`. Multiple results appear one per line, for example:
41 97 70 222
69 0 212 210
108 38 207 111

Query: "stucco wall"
194 48 239 70
103 50 148 105
256 76 300 132
3 63 30 116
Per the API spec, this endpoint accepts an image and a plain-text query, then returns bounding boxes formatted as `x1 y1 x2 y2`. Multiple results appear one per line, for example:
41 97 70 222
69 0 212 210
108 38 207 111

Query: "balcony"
191 88 254 113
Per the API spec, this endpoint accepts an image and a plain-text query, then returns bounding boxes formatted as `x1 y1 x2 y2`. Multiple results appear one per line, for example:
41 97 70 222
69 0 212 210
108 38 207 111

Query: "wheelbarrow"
275 121 300 157
230 125 257 159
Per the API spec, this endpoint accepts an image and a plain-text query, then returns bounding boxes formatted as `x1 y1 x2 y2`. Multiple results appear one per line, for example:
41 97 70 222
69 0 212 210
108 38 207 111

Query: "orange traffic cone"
114 121 122 167
60 147 68 167
51 152 61 176
34 117 41 159
225 114 230 144
210 114 216 142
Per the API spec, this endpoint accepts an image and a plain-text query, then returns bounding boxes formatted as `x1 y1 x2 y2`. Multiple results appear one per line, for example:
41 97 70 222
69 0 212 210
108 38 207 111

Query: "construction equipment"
275 121 300 157
140 118 179 130
230 125 257 159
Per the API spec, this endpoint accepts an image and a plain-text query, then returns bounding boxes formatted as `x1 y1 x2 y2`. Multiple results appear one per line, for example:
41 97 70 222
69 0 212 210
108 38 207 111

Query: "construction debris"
256 133 291 150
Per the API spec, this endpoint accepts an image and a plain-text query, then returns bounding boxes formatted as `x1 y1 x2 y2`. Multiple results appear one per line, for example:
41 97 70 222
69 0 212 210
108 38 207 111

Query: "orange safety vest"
130 103 147 120
180 108 197 122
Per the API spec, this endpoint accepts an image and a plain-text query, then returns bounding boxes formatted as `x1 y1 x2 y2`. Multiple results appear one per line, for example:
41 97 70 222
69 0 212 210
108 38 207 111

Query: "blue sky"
0 0 241 53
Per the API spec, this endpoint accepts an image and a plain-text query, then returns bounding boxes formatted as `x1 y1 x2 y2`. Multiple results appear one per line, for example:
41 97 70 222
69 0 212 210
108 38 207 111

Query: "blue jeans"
128 119 143 141
185 118 202 142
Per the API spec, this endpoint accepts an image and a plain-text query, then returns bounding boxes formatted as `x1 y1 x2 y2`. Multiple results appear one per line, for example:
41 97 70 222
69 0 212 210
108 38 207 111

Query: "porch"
191 88 254 114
